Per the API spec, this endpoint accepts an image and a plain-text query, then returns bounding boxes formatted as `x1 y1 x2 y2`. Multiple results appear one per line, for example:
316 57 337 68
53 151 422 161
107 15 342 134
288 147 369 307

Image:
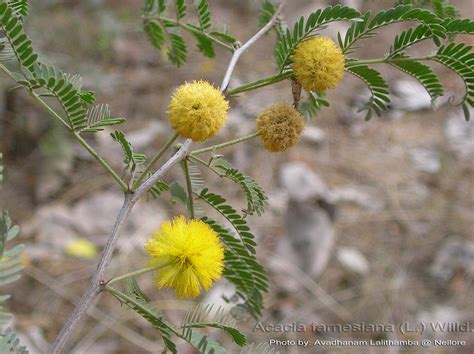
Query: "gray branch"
49 5 284 352
220 1 285 92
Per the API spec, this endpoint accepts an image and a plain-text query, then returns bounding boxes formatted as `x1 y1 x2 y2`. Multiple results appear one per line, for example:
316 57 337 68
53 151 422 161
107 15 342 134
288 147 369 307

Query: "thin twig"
220 1 285 92
191 132 260 156
182 158 196 219
153 17 234 51
49 5 284 351
107 263 172 286
133 139 193 201
131 132 179 190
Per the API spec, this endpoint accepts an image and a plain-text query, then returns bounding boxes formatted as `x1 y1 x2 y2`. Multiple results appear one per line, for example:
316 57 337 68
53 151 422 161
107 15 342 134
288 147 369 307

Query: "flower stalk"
131 132 179 191
190 132 260 156
345 55 435 67
181 159 196 219
226 71 294 96
106 263 172 286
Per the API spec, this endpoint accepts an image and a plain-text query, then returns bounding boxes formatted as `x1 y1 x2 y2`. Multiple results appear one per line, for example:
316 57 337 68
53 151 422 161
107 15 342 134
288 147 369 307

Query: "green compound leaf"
114 285 178 354
390 54 444 102
397 0 460 19
275 5 361 72
168 32 187 66
198 188 257 254
181 327 227 354
194 0 211 30
144 0 166 15
343 5 446 54
209 29 237 45
183 160 205 216
143 0 237 65
174 0 186 20
201 217 268 318
117 282 233 354
0 328 28 354
389 25 434 57
211 158 268 217
144 20 165 50
170 180 188 205
0 1 38 70
111 131 146 174
147 179 170 200
82 104 126 133
433 42 474 109
345 64 389 119
462 102 470 121
15 63 91 131
7 0 27 18
443 18 474 35
0 1 98 129
299 92 330 119
258 0 276 29
0 211 24 326
143 18 187 66
181 304 247 346
77 90 96 105
191 30 215 58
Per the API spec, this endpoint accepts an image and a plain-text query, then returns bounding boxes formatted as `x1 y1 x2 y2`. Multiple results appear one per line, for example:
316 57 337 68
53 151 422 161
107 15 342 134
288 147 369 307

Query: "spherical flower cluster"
144 215 224 298
168 81 229 141
293 36 345 93
256 103 305 152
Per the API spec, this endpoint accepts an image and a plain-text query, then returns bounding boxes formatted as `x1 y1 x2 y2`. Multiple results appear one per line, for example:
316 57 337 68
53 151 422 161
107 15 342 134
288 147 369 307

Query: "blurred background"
0 0 472 353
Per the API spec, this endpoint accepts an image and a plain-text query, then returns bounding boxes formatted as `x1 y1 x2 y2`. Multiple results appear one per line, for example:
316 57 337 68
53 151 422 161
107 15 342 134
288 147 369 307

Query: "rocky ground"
0 1 473 353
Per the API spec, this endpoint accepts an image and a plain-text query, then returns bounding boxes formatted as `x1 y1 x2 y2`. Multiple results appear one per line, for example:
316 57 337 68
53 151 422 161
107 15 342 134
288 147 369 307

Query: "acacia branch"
49 5 285 352
220 1 285 91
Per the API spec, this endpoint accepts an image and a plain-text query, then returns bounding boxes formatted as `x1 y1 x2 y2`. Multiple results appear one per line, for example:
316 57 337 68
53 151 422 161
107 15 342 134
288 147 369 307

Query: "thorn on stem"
291 77 302 109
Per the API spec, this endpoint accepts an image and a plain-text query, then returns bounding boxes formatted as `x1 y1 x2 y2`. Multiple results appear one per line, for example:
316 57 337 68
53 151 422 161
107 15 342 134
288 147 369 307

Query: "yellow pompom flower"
293 36 345 93
145 216 224 298
256 103 305 152
168 81 229 141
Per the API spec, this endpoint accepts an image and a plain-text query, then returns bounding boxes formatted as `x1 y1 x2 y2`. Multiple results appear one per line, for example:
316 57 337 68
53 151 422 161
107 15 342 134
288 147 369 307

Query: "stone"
418 306 467 339
332 186 385 211
71 191 123 237
278 162 336 277
396 182 430 208
430 239 474 282
23 190 169 259
336 247 370 275
444 109 474 160
202 281 239 316
409 147 441 174
124 121 167 151
391 79 432 111
302 126 326 145
280 162 332 204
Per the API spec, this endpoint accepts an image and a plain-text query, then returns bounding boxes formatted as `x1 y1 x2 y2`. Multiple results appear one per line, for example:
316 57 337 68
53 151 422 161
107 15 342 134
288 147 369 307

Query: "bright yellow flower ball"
256 103 305 152
168 81 229 141
145 216 224 298
293 36 345 93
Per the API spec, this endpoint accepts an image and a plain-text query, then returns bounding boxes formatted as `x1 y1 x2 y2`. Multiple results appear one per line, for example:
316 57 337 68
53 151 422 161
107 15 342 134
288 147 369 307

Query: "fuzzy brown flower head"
256 103 305 152
168 80 229 141
293 36 345 93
